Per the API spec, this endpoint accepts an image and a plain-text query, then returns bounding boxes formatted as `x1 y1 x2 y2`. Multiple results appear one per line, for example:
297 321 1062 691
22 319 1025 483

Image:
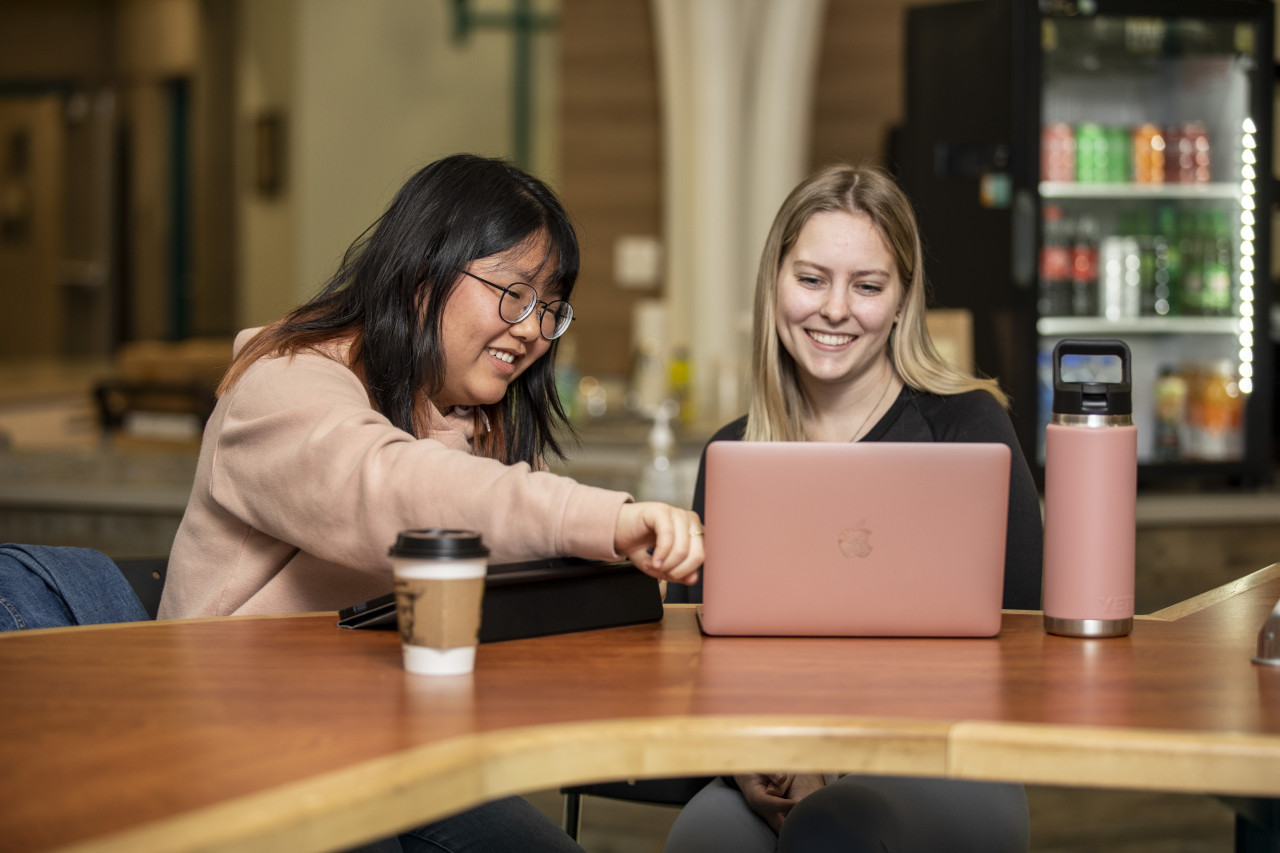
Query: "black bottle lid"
389 529 489 559
1051 338 1132 416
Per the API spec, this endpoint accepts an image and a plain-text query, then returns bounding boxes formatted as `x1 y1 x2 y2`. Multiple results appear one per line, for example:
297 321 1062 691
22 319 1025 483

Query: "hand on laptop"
615 502 703 586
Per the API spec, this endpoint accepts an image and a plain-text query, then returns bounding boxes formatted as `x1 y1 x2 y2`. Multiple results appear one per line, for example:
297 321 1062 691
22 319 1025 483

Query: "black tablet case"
336 557 663 643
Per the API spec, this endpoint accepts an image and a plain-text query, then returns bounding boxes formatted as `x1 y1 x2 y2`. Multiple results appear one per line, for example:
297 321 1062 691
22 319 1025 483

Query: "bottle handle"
1052 338 1131 387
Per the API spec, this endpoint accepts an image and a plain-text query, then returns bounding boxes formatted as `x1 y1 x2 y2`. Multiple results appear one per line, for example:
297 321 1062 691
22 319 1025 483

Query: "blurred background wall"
0 0 909 426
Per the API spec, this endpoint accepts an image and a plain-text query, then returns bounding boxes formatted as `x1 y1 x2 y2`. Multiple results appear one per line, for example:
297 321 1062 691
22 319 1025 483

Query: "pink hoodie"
159 330 628 618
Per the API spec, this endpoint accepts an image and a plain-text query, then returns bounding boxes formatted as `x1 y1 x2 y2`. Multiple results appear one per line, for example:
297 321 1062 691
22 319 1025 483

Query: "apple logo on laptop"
838 521 872 558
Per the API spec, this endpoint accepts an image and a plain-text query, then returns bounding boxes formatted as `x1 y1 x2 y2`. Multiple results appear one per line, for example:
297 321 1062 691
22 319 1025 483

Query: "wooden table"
3 564 1279 853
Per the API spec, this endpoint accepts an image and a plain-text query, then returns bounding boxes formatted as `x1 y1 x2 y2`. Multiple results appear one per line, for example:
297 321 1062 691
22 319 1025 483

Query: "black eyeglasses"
459 270 575 340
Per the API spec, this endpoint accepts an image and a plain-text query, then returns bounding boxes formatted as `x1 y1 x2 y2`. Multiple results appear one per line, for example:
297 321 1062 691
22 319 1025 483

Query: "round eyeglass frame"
459 270 575 340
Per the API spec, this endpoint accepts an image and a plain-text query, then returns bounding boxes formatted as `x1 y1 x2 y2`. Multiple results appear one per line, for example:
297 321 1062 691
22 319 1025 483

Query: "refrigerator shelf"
1040 181 1241 201
1038 316 1241 336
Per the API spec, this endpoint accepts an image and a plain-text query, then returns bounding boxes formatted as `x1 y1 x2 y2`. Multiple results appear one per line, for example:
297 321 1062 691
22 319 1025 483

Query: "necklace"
849 372 893 442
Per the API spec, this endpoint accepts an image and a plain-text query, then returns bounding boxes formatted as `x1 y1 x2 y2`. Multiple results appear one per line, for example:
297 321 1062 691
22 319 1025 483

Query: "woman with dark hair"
159 154 702 853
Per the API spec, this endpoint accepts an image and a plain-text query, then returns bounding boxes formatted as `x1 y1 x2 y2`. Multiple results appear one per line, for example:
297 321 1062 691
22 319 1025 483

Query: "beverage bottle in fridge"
1111 210 1143 319
1125 208 1155 315
1132 123 1165 184
1154 366 1188 461
1041 123 1076 182
1099 210 1135 320
1069 214 1099 316
1177 211 1205 315
1200 210 1233 316
1099 233 1126 321
1183 364 1205 456
1189 360 1243 461
1076 123 1105 184
1138 230 1171 317
1039 205 1072 316
1156 205 1183 314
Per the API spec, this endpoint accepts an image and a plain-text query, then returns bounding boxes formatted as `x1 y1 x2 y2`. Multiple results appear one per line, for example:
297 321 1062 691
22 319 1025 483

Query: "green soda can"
1107 126 1131 183
1076 123 1104 183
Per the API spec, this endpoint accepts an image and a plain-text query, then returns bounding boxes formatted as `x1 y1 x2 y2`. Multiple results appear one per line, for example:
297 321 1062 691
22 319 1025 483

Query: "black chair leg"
1237 814 1280 853
562 791 582 841
1225 797 1280 853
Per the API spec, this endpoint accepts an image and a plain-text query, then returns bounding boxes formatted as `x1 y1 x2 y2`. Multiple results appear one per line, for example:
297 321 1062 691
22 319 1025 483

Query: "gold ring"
690 528 704 536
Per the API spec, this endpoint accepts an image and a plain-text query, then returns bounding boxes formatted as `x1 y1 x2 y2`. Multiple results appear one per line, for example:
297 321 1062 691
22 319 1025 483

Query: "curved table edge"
1143 562 1280 622
56 715 950 853
58 709 1280 853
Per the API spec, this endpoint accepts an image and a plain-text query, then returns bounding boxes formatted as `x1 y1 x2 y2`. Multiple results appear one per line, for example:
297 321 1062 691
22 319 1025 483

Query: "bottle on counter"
667 344 694 425
1042 338 1136 639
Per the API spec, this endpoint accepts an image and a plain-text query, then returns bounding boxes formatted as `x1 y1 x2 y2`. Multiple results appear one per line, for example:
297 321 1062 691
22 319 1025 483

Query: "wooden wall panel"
558 0 662 380
811 0 911 172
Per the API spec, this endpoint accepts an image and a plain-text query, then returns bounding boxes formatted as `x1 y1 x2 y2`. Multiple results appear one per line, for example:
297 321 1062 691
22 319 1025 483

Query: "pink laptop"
699 441 1011 637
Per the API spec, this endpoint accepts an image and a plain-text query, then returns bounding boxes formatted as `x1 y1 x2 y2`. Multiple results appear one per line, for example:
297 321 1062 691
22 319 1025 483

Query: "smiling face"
434 236 558 411
774 210 903 397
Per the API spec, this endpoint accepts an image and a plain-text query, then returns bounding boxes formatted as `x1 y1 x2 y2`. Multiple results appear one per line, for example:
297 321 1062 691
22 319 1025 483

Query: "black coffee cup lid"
388 529 489 559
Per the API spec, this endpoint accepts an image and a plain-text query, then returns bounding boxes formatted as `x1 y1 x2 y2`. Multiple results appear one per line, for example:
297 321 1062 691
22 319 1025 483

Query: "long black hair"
222 154 579 465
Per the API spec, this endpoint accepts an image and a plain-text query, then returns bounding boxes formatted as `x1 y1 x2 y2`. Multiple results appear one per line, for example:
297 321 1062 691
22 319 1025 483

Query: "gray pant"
347 796 585 853
663 775 1029 853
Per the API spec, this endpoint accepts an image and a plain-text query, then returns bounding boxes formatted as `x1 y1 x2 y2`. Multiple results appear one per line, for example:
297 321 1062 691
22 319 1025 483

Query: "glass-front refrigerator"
897 0 1274 486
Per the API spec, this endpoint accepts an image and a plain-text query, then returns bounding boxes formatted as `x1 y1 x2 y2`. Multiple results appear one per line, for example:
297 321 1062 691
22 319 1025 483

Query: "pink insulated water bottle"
1042 339 1137 638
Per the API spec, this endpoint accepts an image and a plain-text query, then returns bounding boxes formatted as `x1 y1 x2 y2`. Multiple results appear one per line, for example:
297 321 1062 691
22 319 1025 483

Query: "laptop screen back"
699 441 1010 637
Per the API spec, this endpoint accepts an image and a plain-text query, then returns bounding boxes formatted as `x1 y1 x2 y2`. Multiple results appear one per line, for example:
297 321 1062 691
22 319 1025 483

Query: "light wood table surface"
3 564 1279 853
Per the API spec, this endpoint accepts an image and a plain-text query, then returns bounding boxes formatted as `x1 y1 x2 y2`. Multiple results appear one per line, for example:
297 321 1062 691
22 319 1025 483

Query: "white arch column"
650 0 826 425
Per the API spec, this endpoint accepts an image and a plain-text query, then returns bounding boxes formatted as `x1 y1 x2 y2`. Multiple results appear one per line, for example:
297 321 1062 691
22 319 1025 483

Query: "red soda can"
1185 122 1211 183
1165 124 1195 183
1041 123 1076 182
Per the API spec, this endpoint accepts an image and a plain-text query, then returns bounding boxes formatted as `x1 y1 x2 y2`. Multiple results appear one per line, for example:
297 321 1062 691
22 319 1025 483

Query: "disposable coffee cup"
389 529 488 675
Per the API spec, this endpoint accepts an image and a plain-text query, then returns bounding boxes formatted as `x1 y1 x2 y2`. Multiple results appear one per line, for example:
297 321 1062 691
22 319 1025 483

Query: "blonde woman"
665 165 1038 853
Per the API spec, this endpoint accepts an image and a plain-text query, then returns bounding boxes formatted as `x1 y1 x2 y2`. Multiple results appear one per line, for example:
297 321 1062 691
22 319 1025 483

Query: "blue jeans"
0 544 149 630
347 797 584 853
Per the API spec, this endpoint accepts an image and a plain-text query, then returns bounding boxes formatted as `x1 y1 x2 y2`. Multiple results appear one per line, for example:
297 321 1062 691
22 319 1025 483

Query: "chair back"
113 558 168 620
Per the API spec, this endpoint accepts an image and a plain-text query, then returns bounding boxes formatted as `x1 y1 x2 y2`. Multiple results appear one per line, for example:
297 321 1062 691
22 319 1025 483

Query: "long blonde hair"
746 163 1006 442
